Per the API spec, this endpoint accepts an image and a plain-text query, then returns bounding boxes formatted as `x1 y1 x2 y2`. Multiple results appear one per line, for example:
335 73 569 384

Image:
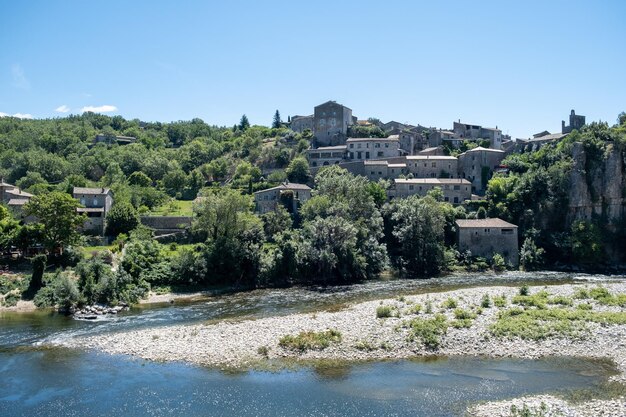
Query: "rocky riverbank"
62 282 626 415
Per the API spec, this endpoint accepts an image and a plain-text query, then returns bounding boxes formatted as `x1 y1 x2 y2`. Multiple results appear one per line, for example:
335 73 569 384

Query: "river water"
0 271 624 416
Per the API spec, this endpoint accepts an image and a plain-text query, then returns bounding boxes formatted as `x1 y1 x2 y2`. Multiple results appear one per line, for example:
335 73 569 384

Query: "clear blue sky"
1 0 624 138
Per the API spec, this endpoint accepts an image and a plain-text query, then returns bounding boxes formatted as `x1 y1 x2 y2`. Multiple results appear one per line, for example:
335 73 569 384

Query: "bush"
519 285 530 296
278 329 342 352
406 314 448 349
493 295 507 307
376 305 394 318
442 297 457 309
481 294 492 308
491 253 506 272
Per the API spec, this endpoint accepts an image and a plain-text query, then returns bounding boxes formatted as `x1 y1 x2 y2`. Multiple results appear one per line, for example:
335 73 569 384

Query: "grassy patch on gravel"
490 307 626 340
279 329 342 352
405 314 448 349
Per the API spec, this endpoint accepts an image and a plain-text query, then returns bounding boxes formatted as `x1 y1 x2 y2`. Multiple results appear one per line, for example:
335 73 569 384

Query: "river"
0 271 623 416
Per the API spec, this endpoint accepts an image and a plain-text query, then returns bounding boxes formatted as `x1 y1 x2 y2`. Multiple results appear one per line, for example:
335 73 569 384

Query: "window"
454 185 460 190
453 197 459 203
432 162 436 167
444 197 449 202
371 171 375 175
349 152 354 159
357 144 361 148
93 197 98 206
409 185 414 190
385 143 389 148
501 229 514 235
80 197 86 205
349 144 354 148
377 151 384 157
375 143 380 148
365 152 370 159
378 171 382 175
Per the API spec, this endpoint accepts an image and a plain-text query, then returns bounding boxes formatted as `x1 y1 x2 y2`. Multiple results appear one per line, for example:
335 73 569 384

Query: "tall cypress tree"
272 110 282 129
239 114 250 131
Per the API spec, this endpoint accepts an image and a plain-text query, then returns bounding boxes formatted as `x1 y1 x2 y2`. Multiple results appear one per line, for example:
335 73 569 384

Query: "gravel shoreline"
62 282 626 416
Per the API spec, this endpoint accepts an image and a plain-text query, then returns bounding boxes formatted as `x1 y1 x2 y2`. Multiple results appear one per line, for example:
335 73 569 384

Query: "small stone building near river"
455 218 519 266
73 187 114 235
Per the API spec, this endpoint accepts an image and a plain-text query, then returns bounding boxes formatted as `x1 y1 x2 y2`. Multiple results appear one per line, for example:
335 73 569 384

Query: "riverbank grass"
279 329 342 352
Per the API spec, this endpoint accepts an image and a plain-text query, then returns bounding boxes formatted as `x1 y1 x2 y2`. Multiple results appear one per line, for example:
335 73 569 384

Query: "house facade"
306 145 347 167
363 160 407 181
73 187 114 235
254 183 312 214
405 155 458 178
313 101 354 147
458 146 506 193
391 178 471 204
290 115 314 133
346 137 402 161
455 218 519 266
0 179 33 219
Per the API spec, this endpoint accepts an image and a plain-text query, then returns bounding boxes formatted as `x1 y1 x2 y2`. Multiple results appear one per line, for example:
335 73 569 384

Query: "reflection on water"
0 351 616 417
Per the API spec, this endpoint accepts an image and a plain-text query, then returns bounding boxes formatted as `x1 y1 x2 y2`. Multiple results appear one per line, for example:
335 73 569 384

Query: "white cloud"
55 105 70 113
13 113 34 119
11 64 31 90
80 105 118 113
0 112 33 119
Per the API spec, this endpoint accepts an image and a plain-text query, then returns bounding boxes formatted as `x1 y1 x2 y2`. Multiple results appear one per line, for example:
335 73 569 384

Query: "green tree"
105 201 140 237
391 195 446 277
24 192 86 253
272 110 282 129
239 114 250 131
128 171 152 187
519 236 545 271
261 205 292 241
285 157 310 183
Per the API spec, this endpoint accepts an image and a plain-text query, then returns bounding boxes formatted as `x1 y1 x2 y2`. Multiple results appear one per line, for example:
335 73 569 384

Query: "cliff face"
568 142 625 263
568 142 625 223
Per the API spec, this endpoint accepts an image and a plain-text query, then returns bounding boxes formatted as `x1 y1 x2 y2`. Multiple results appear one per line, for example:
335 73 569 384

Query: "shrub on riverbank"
406 314 448 348
278 329 342 352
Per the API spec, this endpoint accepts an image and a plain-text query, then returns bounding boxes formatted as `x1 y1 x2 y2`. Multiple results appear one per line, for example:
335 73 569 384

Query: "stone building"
391 178 471 204
363 160 407 181
306 145 347 167
562 109 585 134
458 146 506 193
0 179 33 218
428 130 458 147
93 134 136 146
313 101 355 147
346 137 403 161
455 218 519 266
254 183 312 214
73 187 114 235
290 115 314 133
453 121 503 150
405 155 458 178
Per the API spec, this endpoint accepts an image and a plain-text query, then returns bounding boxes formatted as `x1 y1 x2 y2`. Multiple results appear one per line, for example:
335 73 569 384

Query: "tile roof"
406 155 457 160
461 146 505 154
395 178 470 185
254 183 312 194
309 145 347 151
5 188 33 198
73 187 111 195
346 137 398 142
7 199 28 206
455 218 518 228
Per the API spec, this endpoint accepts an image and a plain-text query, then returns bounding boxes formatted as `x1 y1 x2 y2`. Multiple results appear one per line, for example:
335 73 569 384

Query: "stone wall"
140 216 192 233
